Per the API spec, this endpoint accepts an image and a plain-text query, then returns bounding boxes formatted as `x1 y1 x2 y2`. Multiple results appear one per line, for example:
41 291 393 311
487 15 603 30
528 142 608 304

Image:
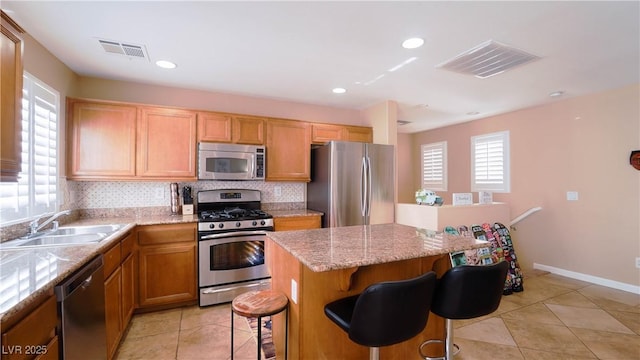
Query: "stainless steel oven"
197 189 273 306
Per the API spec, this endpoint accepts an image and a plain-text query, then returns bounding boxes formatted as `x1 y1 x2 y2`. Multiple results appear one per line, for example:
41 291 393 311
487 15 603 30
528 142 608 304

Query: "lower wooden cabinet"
137 223 197 308
0 295 59 360
274 215 321 231
103 231 136 360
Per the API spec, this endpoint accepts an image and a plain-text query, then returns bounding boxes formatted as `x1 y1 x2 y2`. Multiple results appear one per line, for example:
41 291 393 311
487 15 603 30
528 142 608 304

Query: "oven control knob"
260 220 266 226
252 221 257 226
236 222 241 227
218 223 224 229
209 224 215 229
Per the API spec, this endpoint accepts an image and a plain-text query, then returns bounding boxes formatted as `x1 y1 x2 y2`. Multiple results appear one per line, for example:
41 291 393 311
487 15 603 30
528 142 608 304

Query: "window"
421 141 447 191
471 131 510 192
0 72 59 225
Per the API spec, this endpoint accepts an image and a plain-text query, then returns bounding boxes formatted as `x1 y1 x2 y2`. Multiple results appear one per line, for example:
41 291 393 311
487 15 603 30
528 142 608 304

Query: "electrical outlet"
291 279 298 304
636 257 640 269
566 191 579 201
274 186 282 198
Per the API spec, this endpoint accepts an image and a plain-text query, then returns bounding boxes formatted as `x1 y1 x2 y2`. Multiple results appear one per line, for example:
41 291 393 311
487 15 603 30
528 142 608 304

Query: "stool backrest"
432 261 509 319
349 271 437 347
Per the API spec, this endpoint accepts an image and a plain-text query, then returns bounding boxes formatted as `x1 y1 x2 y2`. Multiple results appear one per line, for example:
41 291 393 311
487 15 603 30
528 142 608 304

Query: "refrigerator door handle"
361 156 367 217
366 156 372 217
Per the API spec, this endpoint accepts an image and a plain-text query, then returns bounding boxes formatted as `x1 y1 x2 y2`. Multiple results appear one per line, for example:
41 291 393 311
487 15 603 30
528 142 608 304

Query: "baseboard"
533 263 640 295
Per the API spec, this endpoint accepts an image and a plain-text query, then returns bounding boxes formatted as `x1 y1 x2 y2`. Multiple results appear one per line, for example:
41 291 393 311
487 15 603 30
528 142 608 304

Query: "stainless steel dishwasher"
55 255 107 360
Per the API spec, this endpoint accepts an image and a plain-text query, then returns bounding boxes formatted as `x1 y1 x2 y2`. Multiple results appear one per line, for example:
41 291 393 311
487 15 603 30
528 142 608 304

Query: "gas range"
196 189 274 233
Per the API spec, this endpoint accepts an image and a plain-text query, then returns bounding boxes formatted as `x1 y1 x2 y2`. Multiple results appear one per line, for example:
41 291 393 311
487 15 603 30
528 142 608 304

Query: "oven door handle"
200 230 269 240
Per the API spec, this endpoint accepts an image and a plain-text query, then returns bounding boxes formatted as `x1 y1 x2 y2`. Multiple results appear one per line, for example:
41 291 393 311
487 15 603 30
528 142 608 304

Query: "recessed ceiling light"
332 87 347 94
549 90 564 98
402 37 424 49
156 60 177 69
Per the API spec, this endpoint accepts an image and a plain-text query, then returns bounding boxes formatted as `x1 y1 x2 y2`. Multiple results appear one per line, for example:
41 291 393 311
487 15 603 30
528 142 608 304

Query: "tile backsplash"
67 180 305 210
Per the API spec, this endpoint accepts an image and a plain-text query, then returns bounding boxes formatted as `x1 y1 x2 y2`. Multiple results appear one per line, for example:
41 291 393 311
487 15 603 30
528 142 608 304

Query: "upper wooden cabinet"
0 12 24 182
67 99 137 179
68 99 197 180
311 123 373 144
197 111 232 143
137 106 196 179
266 118 311 181
232 116 265 144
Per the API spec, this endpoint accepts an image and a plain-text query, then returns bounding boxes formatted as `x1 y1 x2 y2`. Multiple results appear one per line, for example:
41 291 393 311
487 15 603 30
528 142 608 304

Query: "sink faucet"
29 210 72 235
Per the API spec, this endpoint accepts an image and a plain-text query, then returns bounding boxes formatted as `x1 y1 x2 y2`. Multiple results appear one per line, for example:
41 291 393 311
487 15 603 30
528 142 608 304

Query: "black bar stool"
231 290 289 360
419 261 509 360
324 271 437 360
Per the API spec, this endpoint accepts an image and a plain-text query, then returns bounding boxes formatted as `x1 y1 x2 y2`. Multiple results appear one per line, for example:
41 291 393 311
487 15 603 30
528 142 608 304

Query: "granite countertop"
0 214 198 323
267 223 489 272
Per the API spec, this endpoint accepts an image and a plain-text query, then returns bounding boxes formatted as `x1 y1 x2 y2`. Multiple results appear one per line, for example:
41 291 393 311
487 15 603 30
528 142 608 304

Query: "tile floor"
115 271 640 360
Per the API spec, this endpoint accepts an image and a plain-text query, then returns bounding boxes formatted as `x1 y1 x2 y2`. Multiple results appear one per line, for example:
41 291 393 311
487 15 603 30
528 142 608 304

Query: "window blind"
421 141 447 191
0 73 59 224
471 131 510 192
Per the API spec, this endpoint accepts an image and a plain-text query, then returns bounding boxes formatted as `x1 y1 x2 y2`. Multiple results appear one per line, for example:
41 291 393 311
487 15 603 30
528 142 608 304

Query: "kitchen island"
265 223 489 360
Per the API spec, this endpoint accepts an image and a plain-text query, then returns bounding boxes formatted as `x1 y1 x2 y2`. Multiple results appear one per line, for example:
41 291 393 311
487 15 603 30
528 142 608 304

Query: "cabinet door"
137 107 197 179
0 13 23 182
104 268 122 360
311 123 344 144
120 253 135 327
197 111 232 143
266 119 310 181
274 216 321 231
138 243 197 307
1 295 58 360
232 116 265 145
67 100 137 178
344 126 373 143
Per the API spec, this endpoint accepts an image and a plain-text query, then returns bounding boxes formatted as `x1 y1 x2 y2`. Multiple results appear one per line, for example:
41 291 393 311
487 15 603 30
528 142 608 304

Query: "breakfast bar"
266 223 489 359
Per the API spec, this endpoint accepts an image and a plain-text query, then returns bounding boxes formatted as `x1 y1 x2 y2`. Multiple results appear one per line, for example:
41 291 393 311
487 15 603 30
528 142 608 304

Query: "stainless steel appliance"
198 143 265 180
308 141 395 227
55 255 106 360
197 189 273 306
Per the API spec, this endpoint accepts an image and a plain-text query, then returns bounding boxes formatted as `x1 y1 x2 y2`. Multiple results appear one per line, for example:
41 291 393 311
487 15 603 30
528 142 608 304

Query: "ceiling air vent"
437 40 540 79
98 39 149 61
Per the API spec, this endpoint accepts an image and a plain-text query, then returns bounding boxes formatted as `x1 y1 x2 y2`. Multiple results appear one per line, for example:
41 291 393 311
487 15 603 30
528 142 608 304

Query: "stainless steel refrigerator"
308 141 395 227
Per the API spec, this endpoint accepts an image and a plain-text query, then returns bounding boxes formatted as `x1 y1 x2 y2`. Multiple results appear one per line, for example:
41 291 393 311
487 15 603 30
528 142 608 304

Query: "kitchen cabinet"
274 215 321 231
66 99 137 179
311 123 373 144
137 223 197 309
231 115 265 144
103 231 136 360
0 294 59 360
197 111 232 143
0 12 24 182
266 118 311 181
137 106 197 179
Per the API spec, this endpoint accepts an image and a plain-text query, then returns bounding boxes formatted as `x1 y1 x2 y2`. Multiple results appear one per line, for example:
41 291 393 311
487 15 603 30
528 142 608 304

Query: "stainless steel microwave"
198 143 265 180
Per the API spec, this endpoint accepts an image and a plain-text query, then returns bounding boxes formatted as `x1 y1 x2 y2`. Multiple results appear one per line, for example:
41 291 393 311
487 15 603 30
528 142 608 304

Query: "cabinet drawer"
1 296 57 360
120 232 134 259
103 242 121 278
35 335 59 360
274 216 321 231
137 223 196 245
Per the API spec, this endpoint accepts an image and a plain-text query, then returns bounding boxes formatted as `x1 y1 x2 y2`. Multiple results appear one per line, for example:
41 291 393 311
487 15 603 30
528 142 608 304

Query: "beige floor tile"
453 338 524 360
520 348 597 359
504 318 595 358
455 317 516 346
530 273 593 290
571 327 640 360
181 304 251 332
126 308 183 339
546 303 634 334
116 330 179 360
544 291 600 309
606 309 640 335
579 285 640 313
176 323 253 360
501 302 564 326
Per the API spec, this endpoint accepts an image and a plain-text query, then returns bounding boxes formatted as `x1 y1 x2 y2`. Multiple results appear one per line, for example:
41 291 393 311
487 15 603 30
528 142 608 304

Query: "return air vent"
438 40 540 79
98 39 149 61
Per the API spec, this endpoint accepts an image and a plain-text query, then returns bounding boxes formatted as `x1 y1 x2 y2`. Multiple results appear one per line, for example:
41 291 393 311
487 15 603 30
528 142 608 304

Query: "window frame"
420 141 447 191
470 130 510 193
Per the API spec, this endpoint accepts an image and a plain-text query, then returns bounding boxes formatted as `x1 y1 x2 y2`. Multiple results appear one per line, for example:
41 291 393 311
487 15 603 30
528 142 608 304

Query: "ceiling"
3 1 639 133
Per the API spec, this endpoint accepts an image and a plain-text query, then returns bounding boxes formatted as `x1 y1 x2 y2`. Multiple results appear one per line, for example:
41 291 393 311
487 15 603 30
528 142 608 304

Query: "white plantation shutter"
471 131 510 192
0 73 59 224
421 142 447 191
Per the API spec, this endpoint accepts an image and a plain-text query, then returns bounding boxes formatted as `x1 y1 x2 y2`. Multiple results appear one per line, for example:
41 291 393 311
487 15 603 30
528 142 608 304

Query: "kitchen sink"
0 224 126 249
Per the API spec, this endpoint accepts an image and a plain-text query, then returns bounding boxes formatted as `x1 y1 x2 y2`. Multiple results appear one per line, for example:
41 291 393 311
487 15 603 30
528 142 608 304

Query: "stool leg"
444 318 454 360
257 316 262 360
230 308 234 360
370 347 380 360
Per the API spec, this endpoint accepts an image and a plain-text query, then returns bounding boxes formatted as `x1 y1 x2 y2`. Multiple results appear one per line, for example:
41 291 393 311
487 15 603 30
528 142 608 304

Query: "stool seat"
232 290 288 318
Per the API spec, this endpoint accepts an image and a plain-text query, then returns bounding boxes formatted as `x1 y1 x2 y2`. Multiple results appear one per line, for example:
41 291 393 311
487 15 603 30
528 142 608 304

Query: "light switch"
566 191 579 201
